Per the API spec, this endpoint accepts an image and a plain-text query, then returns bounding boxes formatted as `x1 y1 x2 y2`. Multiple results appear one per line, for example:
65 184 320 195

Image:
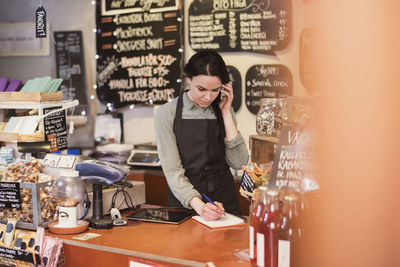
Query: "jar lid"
266 189 279 197
59 170 80 177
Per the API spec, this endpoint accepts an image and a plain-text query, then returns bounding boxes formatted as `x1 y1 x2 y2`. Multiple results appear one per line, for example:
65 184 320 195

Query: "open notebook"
192 213 246 229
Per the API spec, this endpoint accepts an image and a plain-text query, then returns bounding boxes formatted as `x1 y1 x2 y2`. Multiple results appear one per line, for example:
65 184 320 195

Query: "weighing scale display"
127 150 161 167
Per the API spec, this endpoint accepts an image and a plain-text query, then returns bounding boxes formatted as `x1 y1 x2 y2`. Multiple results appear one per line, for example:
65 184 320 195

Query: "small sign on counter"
0 182 21 209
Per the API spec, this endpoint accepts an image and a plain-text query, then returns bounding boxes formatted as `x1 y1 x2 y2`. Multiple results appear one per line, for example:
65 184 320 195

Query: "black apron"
167 92 241 215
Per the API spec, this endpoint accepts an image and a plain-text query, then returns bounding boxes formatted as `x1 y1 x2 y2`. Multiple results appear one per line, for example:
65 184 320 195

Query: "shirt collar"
183 91 196 110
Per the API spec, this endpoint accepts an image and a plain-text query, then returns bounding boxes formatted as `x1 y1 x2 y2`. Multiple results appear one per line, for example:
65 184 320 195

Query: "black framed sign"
188 0 292 55
245 64 293 114
54 31 88 115
268 124 317 191
96 0 183 109
300 28 314 91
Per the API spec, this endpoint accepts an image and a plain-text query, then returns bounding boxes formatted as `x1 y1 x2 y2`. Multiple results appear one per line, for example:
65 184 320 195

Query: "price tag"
57 156 76 168
43 154 61 167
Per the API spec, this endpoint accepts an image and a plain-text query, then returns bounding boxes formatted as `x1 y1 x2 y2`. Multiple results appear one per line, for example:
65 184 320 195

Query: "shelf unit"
0 100 79 142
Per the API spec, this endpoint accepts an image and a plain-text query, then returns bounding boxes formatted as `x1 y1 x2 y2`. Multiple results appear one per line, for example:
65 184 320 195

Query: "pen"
202 193 225 215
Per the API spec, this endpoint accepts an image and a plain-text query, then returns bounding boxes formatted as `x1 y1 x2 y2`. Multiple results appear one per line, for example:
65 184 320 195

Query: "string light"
81 111 86 116
178 48 183 53
93 84 97 89
91 1 96 5
129 104 135 110
92 28 97 33
95 54 99 59
90 95 95 100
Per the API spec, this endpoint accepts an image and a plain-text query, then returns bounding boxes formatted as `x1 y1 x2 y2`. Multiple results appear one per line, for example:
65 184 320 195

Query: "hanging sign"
188 0 292 55
35 6 47 38
96 0 183 108
245 64 293 114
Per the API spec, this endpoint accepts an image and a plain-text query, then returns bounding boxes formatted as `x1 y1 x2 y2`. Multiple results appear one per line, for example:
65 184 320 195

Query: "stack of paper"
20 76 63 93
192 213 246 229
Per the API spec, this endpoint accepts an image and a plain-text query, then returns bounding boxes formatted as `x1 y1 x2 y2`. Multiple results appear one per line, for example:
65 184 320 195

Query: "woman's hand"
218 83 234 116
200 201 225 221
190 196 224 221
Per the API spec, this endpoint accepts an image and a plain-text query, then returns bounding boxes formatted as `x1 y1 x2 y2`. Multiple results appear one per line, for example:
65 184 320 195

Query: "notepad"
192 213 246 229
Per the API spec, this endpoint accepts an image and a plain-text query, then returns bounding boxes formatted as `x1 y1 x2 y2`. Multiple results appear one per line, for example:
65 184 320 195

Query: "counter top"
46 210 251 267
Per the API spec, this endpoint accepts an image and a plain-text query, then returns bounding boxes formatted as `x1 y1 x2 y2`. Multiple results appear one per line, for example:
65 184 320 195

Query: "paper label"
58 156 76 168
256 233 265 267
249 226 254 259
278 240 290 267
72 233 101 241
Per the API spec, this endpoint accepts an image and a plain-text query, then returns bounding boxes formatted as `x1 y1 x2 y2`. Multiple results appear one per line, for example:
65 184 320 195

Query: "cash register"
127 142 161 167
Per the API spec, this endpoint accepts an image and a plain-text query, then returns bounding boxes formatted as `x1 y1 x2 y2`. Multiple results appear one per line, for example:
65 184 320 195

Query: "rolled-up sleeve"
154 103 201 209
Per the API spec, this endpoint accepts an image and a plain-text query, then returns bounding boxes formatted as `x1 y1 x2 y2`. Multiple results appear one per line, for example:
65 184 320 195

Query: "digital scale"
127 142 161 167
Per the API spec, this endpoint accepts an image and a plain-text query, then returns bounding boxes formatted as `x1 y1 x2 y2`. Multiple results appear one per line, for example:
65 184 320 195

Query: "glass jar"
256 98 287 137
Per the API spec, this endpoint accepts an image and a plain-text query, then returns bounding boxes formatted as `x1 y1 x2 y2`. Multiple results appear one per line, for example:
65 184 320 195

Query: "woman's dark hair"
183 51 229 84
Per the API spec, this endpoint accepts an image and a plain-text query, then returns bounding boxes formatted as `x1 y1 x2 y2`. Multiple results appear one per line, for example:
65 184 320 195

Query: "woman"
154 51 248 221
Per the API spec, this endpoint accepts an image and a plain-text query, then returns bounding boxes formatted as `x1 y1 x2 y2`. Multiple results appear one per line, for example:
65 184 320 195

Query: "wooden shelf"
0 91 63 102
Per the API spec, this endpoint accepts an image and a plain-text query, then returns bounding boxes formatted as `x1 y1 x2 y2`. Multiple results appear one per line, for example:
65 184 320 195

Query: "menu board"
300 28 314 90
96 0 183 108
268 124 317 191
54 31 88 115
226 65 242 112
43 106 68 152
188 0 292 54
0 182 21 209
245 64 292 114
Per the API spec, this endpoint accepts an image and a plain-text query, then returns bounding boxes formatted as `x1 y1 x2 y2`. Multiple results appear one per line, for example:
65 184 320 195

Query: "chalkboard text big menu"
96 0 183 108
189 0 292 55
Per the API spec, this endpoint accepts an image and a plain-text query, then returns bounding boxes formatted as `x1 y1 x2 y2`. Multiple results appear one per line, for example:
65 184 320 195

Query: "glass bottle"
278 193 301 267
256 189 281 267
256 98 285 137
249 186 267 265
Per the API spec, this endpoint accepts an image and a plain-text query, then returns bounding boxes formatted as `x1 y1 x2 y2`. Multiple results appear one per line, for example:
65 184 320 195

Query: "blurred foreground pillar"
301 2 400 267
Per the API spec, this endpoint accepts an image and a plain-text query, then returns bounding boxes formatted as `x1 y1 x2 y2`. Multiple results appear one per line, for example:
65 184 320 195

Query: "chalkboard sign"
226 65 242 112
268 124 317 191
43 106 68 152
0 182 21 209
96 0 183 109
188 0 292 55
245 64 292 114
54 31 88 115
300 28 314 90
0 246 41 264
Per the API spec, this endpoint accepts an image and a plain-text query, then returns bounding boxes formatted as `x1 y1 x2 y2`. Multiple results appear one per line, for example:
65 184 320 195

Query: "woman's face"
188 75 222 108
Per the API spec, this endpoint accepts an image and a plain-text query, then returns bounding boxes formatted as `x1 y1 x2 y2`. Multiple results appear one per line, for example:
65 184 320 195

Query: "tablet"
126 208 194 224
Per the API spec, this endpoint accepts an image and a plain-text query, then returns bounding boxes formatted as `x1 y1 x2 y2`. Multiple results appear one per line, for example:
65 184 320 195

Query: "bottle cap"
59 170 80 177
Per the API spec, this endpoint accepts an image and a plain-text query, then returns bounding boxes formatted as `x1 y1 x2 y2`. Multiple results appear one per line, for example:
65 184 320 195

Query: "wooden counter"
46 211 251 267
